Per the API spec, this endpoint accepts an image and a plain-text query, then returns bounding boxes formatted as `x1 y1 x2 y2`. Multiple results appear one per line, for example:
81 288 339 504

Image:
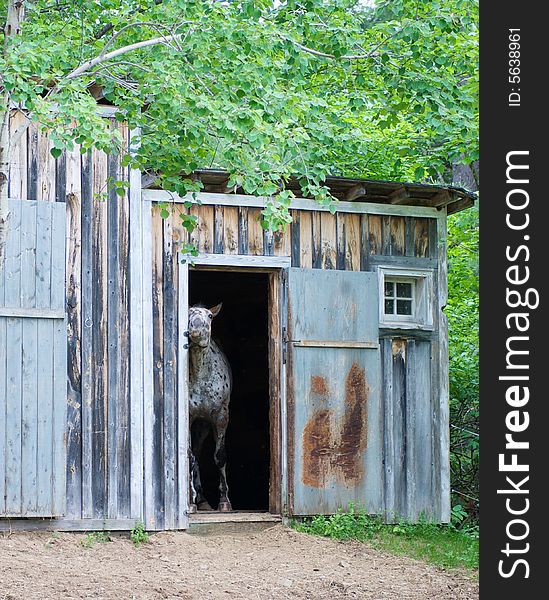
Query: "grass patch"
130 521 149 547
81 531 111 548
294 506 478 572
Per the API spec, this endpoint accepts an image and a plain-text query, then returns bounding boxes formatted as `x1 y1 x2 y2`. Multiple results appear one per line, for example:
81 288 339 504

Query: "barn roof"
180 169 476 215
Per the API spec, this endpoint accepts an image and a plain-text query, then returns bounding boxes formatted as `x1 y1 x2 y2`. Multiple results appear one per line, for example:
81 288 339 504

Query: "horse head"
188 303 222 348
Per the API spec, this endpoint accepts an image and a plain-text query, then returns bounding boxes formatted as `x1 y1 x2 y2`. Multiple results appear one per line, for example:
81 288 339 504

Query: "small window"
377 266 434 329
384 279 415 319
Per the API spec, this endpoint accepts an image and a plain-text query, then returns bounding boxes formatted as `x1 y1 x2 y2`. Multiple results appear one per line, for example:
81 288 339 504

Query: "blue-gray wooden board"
1 199 67 517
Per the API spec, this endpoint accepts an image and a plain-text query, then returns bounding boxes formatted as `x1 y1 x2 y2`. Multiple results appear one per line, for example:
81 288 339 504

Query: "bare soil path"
0 525 478 600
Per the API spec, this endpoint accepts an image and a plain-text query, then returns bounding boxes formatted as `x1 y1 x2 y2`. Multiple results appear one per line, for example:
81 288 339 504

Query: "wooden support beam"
430 189 452 207
345 183 367 201
447 196 474 215
388 186 410 205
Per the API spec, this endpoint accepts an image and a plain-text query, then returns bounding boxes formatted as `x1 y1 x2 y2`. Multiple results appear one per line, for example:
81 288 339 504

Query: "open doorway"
188 268 278 512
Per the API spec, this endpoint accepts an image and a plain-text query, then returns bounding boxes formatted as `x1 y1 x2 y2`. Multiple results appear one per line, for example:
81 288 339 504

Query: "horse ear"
209 302 222 318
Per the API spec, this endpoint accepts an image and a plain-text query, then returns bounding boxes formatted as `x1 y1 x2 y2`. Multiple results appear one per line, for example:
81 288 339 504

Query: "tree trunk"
1 0 26 265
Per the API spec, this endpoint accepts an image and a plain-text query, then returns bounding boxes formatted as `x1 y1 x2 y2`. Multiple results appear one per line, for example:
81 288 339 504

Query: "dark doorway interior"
189 269 270 511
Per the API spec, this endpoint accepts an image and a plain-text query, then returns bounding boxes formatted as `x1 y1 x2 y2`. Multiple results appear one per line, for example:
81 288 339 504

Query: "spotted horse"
187 303 232 512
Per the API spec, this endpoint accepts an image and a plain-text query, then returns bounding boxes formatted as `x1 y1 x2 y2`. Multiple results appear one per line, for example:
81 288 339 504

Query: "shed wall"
4 111 448 525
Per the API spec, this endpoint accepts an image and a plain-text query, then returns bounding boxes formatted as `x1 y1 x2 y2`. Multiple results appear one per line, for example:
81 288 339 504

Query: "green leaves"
2 0 478 232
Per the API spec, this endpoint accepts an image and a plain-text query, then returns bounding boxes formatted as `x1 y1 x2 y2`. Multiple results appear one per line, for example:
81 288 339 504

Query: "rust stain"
392 338 406 361
339 363 369 481
311 375 329 396
302 363 369 488
302 409 333 487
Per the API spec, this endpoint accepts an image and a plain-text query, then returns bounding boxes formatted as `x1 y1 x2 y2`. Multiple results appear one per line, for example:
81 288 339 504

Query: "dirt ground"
0 524 478 600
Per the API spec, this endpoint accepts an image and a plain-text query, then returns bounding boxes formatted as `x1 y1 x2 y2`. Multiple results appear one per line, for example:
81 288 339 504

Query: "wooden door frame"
183 253 290 515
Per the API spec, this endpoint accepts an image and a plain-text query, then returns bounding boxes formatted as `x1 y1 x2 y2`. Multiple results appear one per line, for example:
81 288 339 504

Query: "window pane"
396 282 412 298
397 299 412 315
385 281 394 297
385 299 394 314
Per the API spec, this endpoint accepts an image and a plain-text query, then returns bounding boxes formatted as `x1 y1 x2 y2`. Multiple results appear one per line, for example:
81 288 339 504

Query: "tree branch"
67 33 184 80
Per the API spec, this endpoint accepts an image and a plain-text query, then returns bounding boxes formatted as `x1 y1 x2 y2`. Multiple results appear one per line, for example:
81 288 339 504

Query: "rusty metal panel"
287 268 382 515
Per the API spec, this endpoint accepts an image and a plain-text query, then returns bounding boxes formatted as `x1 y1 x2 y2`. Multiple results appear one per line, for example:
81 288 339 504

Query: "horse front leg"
213 423 232 512
189 447 198 514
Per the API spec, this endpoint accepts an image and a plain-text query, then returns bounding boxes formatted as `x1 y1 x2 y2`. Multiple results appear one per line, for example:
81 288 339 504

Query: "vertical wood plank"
273 226 291 257
20 202 38 514
344 213 361 272
128 132 144 520
162 213 177 529
27 123 38 201
37 128 56 202
223 206 239 255
35 319 53 515
311 211 322 269
368 215 382 255
359 214 369 271
0 316 6 514
189 204 214 254
213 205 224 254
414 218 430 257
268 272 281 514
437 212 450 522
52 315 68 516
404 340 416 520
66 191 82 518
4 201 22 515
299 211 312 269
107 150 119 519
381 339 395 520
429 219 438 259
80 151 94 519
5 317 22 515
381 216 391 256
264 228 275 256
142 200 155 529
320 212 336 269
8 110 28 200
151 206 165 529
51 201 67 516
247 208 264 256
404 217 415 257
65 189 82 518
290 210 300 267
336 213 346 270
176 260 189 528
391 339 406 520
66 145 82 198
410 341 432 519
91 147 108 518
390 217 405 256
238 206 248 255
55 151 67 203
116 143 131 519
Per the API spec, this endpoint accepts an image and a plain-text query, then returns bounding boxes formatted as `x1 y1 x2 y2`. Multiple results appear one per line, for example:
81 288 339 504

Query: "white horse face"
188 303 222 348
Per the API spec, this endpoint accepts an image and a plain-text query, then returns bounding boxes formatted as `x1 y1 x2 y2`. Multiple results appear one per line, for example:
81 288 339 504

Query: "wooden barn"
0 110 475 531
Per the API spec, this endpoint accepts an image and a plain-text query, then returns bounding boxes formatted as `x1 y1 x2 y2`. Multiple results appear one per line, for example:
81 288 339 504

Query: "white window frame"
376 265 435 330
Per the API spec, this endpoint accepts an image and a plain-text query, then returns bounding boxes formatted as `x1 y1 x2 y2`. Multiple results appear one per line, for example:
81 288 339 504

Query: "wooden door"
286 268 382 515
0 200 67 517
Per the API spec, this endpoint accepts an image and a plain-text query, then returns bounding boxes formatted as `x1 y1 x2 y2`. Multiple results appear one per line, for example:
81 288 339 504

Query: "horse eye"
208 313 213 319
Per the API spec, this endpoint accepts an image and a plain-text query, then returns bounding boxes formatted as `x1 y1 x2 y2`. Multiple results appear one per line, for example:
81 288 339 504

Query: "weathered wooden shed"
0 110 475 531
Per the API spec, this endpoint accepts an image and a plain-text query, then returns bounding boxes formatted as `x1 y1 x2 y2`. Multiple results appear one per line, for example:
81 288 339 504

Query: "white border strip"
187 253 291 268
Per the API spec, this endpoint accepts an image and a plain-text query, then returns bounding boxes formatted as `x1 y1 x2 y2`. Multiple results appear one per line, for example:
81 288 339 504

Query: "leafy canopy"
1 0 478 225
